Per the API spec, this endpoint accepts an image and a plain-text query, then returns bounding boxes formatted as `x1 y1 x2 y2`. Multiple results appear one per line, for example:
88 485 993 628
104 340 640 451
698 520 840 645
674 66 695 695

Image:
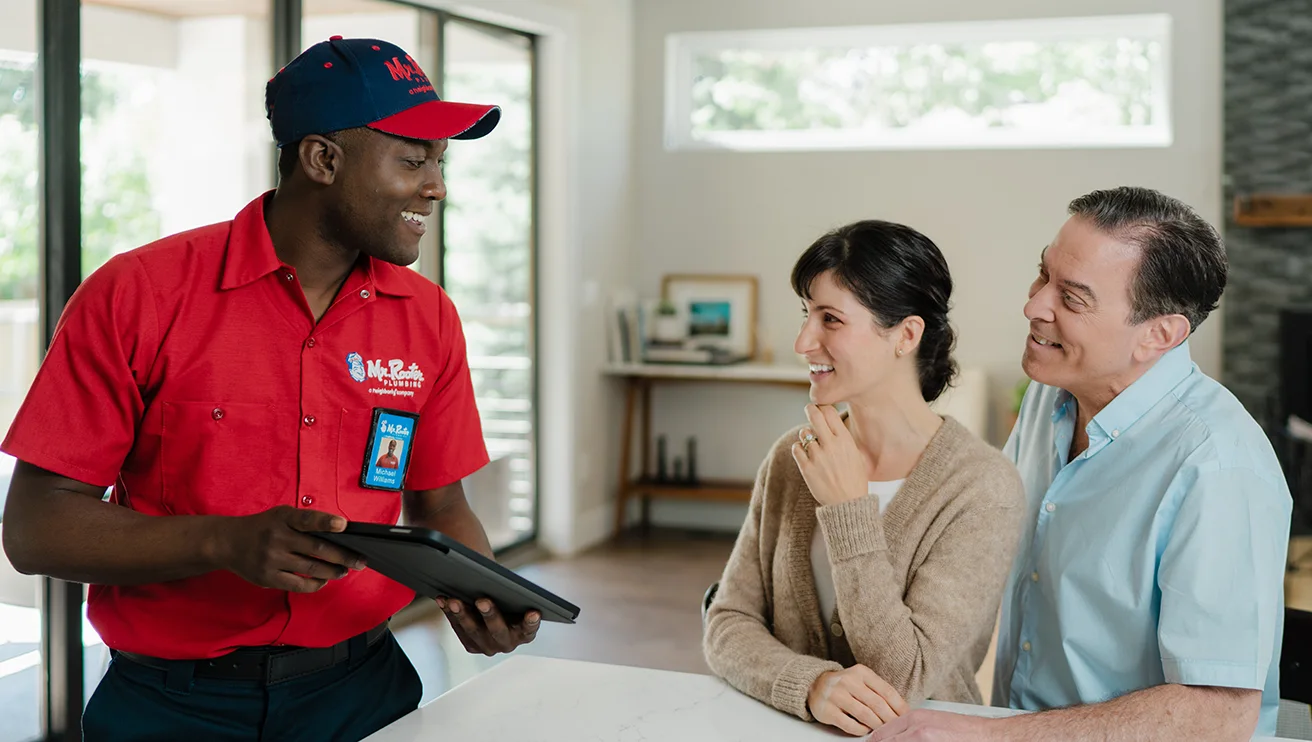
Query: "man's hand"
791 404 869 507
438 596 540 656
865 709 996 741
808 664 909 736
214 506 365 592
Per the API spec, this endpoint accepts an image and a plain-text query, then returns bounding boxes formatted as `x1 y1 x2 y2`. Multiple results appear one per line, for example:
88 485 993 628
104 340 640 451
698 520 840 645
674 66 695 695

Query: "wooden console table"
602 361 811 534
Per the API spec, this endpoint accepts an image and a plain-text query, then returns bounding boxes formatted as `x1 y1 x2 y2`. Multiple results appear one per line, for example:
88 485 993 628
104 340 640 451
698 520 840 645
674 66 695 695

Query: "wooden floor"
392 529 736 703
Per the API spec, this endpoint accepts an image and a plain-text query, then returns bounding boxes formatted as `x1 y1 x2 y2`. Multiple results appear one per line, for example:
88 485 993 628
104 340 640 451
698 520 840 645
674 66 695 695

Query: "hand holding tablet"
313 522 580 624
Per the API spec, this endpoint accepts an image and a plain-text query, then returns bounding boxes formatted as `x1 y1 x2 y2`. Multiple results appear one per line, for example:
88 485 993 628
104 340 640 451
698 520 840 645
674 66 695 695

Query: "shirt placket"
282 269 378 641
1010 404 1076 707
294 271 375 512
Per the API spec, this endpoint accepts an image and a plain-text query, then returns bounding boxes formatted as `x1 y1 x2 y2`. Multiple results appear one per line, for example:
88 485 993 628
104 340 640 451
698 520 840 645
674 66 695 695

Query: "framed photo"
661 274 758 359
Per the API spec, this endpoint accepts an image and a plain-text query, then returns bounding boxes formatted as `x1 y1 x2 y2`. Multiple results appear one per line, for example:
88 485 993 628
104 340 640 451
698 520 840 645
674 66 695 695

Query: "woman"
703 220 1025 737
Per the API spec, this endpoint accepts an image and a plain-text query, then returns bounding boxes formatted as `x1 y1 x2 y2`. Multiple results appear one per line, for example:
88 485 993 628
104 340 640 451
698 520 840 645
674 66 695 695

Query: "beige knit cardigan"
703 416 1026 721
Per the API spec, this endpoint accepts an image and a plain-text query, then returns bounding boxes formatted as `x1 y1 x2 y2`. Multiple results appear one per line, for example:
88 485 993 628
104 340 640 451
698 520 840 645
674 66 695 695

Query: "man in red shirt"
376 439 402 469
0 36 538 741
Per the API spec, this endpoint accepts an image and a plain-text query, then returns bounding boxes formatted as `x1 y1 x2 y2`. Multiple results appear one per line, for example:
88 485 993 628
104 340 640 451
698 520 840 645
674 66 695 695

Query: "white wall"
0 0 36 52
631 0 1222 529
155 15 274 235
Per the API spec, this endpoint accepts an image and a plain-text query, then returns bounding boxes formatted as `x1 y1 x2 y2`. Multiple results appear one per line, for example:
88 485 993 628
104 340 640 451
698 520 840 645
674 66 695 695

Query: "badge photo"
360 408 420 491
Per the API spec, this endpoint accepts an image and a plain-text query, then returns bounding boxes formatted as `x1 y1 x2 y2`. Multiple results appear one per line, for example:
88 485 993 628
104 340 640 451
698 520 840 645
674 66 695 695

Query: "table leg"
640 380 652 533
614 378 639 536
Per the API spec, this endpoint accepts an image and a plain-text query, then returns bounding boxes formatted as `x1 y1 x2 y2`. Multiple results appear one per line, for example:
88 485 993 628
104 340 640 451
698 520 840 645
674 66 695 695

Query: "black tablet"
315 523 580 624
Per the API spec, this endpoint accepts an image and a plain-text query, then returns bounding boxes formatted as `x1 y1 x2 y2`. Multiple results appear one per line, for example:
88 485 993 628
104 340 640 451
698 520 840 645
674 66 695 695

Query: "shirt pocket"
335 409 404 525
160 401 284 516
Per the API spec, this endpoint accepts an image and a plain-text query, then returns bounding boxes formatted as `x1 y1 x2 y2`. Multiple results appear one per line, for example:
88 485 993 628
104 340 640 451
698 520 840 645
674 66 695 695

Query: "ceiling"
86 0 404 19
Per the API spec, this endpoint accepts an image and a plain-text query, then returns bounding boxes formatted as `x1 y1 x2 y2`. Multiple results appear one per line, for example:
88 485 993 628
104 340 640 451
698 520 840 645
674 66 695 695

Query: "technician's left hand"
437 596 541 656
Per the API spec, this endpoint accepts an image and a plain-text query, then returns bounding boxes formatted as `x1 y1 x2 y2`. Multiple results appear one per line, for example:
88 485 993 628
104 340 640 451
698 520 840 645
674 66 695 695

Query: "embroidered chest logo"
348 353 427 398
346 352 367 383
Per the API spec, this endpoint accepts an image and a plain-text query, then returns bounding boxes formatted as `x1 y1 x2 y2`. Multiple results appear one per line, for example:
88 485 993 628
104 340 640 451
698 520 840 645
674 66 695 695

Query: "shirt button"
301 495 314 506
1044 502 1056 513
1031 571 1040 582
1111 429 1120 438
1022 641 1032 652
283 271 294 281
359 289 371 299
306 337 316 348
303 414 316 426
830 623 843 637
211 407 224 420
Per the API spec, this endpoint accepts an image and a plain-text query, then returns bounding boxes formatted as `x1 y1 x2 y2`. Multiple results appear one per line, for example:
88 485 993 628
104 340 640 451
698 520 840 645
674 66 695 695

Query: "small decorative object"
655 435 668 482
672 456 684 483
650 298 685 345
662 274 759 360
686 436 698 484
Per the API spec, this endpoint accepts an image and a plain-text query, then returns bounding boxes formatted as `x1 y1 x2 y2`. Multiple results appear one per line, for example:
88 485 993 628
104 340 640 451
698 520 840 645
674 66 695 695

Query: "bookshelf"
603 362 811 534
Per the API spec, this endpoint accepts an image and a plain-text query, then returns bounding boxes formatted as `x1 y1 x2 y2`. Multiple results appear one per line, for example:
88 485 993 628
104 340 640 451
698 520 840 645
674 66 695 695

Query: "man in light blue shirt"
872 186 1291 741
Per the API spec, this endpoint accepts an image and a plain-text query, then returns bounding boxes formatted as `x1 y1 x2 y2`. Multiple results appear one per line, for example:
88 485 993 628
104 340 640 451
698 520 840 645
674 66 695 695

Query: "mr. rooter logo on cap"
382 55 434 97
264 36 501 147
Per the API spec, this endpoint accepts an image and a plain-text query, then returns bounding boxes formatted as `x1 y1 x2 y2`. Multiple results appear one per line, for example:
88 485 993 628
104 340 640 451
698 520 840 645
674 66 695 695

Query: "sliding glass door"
0 1 43 738
301 6 539 552
438 17 537 551
4 2 537 736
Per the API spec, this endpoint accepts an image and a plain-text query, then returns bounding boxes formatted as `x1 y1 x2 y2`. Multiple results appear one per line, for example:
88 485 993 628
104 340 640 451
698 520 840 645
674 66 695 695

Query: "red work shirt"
2 192 489 659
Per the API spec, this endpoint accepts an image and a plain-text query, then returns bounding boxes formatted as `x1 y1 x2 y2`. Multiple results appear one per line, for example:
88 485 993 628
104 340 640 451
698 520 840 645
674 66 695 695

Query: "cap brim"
368 101 501 142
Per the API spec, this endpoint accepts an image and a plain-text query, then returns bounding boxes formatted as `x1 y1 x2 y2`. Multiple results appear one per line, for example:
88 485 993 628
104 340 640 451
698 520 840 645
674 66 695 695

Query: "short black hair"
1067 186 1227 333
791 220 958 402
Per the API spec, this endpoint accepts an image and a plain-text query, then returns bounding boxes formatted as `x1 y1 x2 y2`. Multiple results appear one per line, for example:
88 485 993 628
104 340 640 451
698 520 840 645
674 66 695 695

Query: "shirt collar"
220 190 416 297
1046 341 1195 460
219 192 282 290
365 258 417 298
1050 387 1075 423
1089 340 1195 443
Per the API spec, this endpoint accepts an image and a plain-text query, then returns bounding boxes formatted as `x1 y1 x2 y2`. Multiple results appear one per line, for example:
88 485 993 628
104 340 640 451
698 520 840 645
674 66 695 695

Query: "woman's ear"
897 315 925 356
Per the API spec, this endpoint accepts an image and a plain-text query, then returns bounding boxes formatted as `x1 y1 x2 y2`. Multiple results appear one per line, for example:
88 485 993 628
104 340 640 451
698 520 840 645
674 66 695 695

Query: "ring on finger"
801 432 817 452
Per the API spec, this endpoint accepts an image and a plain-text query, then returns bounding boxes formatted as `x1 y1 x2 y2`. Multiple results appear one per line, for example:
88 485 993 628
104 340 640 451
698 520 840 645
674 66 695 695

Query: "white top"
811 480 903 622
363 655 1296 741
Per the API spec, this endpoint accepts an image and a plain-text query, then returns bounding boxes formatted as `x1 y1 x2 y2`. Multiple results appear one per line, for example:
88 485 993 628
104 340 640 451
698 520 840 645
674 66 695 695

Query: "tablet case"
315 523 580 624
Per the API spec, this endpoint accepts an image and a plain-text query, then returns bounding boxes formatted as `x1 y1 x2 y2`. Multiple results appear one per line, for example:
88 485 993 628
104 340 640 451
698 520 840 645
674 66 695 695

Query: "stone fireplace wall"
1223 1 1312 417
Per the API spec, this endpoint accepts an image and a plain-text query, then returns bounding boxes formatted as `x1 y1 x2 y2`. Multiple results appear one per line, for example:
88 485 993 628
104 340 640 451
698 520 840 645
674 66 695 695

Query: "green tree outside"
0 61 161 302
689 39 1162 134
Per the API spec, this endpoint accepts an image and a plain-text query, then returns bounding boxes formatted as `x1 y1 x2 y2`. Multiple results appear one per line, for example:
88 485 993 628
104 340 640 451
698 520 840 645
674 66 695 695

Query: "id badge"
360 408 419 491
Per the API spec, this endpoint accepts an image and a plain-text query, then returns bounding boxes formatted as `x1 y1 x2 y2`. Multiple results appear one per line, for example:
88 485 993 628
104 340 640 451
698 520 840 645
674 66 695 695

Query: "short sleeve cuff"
1162 658 1267 690
0 440 116 488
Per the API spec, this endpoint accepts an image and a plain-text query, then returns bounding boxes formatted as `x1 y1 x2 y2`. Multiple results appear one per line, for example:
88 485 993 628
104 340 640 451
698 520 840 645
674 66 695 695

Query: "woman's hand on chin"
791 403 868 507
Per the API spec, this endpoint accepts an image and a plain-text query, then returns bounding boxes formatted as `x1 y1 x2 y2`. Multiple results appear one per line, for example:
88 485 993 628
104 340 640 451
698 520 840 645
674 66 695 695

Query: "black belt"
113 622 390 686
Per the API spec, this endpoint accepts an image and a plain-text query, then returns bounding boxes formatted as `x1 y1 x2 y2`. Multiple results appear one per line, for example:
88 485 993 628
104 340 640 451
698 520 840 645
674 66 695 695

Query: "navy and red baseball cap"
265 36 500 147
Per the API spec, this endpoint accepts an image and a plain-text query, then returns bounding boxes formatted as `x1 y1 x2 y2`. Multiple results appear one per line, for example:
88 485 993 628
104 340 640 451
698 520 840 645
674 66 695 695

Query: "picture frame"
661 274 758 360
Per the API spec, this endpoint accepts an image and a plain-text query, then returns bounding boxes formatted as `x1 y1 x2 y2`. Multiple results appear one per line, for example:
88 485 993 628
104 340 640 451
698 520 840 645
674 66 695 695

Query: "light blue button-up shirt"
992 341 1291 736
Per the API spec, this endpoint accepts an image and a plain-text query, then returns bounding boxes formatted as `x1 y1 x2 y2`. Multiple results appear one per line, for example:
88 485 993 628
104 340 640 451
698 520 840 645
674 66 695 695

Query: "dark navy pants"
82 633 422 742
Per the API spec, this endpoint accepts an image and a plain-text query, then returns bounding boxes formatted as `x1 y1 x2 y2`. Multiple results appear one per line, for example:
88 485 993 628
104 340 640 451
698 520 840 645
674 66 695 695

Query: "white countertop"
363 655 1300 741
